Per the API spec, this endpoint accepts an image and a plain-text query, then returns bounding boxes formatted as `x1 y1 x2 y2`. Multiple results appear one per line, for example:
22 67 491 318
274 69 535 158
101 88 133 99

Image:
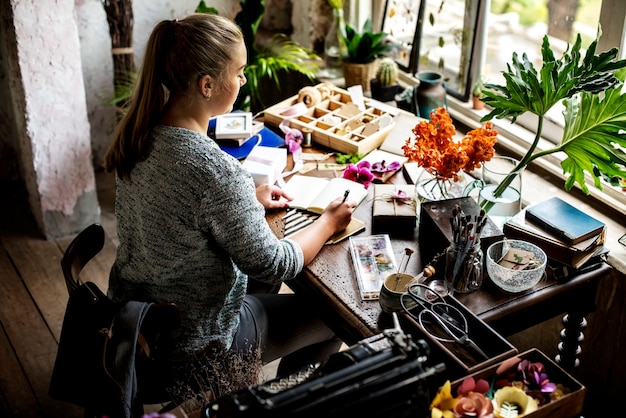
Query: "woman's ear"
199 75 213 100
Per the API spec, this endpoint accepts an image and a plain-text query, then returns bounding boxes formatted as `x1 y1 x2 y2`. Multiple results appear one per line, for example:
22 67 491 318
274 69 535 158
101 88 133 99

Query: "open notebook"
281 175 368 244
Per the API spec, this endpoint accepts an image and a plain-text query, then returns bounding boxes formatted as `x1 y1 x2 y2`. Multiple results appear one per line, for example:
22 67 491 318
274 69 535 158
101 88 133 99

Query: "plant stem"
480 115 545 213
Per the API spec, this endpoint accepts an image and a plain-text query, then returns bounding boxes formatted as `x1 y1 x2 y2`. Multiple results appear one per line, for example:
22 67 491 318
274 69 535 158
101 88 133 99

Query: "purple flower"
518 359 557 393
285 129 303 153
343 160 374 189
372 160 400 174
371 160 401 173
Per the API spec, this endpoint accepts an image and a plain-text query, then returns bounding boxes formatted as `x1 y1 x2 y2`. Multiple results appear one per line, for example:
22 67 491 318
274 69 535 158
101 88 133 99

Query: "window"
374 0 626 209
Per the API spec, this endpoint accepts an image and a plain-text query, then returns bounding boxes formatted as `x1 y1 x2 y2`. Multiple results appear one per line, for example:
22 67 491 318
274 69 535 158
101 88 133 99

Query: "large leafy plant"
479 31 626 211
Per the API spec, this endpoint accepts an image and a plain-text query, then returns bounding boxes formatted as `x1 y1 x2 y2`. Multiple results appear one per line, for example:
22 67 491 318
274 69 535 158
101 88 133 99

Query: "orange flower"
401 108 498 181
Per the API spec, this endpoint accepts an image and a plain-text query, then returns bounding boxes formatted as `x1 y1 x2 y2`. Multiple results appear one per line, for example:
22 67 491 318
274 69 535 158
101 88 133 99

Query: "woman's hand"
317 196 355 235
289 195 355 265
256 184 292 210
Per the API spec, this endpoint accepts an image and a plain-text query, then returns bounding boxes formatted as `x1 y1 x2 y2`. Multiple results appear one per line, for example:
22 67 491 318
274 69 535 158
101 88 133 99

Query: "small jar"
444 241 483 294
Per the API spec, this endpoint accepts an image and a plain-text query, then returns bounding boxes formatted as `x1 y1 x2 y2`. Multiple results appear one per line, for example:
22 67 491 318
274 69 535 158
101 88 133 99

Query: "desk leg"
555 312 587 371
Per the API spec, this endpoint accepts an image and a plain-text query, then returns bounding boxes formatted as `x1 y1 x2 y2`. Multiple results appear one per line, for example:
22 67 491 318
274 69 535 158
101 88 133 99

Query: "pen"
342 189 350 203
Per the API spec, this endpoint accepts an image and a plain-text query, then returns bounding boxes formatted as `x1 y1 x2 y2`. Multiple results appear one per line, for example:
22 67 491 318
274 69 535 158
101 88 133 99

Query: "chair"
56 223 182 417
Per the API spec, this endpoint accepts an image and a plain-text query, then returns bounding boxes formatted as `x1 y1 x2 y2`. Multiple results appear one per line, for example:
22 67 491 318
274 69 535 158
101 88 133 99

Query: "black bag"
49 282 127 417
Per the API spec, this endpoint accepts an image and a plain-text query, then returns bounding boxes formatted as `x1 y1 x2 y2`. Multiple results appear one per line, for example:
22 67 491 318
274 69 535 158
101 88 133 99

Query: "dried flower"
517 359 557 393
342 160 374 189
430 380 457 414
457 376 490 396
430 356 570 418
401 107 498 182
454 392 494 418
492 386 538 417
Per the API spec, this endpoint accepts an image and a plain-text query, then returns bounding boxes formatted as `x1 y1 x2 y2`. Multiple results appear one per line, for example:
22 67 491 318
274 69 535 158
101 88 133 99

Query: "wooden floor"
0 173 118 417
2 171 625 417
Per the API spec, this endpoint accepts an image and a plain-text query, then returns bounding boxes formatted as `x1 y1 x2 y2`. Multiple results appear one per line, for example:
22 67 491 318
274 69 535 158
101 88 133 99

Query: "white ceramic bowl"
486 239 547 293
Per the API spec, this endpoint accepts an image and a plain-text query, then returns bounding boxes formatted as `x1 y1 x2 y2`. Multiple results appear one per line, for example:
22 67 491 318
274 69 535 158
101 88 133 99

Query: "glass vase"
444 241 483 294
319 8 347 79
415 170 468 226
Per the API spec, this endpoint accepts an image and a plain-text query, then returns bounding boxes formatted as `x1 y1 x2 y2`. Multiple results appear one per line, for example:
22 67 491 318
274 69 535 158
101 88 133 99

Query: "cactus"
375 58 398 86
472 77 485 98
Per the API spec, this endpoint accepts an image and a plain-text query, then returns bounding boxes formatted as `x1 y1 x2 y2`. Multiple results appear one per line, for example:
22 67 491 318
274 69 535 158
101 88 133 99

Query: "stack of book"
503 197 608 273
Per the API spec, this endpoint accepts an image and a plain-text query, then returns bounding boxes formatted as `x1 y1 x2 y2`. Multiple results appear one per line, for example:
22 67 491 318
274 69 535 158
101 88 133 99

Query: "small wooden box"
450 348 586 418
400 293 518 377
263 83 397 155
372 184 416 235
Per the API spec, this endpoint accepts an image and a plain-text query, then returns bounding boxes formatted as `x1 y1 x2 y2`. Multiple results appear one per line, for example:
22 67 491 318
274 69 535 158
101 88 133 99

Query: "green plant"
375 57 399 86
472 77 485 98
341 19 392 64
480 31 626 212
224 0 321 111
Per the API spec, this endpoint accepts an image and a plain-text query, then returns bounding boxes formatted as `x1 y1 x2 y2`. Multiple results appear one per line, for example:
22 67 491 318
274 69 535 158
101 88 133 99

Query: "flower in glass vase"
401 107 498 201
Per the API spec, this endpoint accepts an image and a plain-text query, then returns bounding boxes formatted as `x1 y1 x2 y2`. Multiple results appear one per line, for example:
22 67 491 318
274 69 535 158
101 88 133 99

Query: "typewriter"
203 315 446 418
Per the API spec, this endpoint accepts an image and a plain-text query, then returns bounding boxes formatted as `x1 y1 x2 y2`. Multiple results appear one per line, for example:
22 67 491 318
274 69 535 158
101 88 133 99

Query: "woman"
103 13 354 400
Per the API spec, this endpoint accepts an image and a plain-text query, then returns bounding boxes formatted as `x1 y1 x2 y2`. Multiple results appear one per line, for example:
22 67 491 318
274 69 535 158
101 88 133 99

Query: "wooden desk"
279 160 612 373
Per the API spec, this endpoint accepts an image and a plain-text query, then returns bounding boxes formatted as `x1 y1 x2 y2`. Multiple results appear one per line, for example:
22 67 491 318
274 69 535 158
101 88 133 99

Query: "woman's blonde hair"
103 14 244 179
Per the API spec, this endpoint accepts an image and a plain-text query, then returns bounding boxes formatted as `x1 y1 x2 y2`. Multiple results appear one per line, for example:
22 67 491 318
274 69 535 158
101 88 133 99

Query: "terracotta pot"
472 95 485 110
342 60 379 93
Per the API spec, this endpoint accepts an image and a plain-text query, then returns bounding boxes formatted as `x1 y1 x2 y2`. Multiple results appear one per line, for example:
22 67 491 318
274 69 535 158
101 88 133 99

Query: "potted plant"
341 18 393 92
370 57 401 102
471 77 486 110
225 0 321 112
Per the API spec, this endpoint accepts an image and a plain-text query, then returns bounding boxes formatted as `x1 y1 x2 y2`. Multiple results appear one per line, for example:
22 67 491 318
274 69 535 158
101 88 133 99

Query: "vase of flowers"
402 107 498 207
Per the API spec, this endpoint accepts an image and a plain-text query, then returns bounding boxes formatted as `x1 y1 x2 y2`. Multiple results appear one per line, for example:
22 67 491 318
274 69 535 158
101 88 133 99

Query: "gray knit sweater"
108 125 303 361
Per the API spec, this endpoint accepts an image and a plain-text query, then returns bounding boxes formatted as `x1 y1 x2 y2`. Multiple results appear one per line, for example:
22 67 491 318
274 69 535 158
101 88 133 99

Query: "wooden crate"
263 83 397 155
450 348 585 418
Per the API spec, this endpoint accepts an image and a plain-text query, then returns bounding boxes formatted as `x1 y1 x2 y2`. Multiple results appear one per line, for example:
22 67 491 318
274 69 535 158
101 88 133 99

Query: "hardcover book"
504 209 606 269
525 197 605 245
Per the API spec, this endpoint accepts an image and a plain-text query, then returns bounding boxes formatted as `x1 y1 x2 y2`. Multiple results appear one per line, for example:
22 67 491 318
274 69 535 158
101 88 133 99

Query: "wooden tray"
263 83 397 155
450 348 585 418
400 293 518 377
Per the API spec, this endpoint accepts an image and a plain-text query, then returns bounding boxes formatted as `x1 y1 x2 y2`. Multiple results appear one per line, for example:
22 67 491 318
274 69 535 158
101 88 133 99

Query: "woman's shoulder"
151 125 249 183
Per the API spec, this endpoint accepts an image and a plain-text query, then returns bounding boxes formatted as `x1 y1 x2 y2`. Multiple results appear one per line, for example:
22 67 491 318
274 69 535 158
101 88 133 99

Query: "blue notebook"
208 116 285 160
525 197 605 245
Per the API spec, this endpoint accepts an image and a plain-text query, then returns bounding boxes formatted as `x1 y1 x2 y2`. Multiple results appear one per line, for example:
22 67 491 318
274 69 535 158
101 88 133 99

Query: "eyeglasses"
400 283 488 361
